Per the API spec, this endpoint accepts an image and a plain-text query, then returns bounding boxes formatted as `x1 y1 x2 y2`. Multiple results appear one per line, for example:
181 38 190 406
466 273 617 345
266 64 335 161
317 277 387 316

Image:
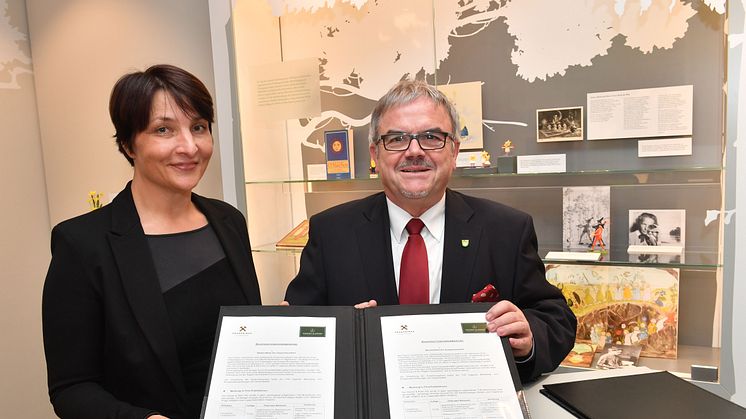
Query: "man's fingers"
354 299 378 309
489 320 529 337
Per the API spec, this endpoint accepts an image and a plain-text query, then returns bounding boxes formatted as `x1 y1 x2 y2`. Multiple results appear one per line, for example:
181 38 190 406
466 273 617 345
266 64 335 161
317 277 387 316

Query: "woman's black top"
147 224 248 417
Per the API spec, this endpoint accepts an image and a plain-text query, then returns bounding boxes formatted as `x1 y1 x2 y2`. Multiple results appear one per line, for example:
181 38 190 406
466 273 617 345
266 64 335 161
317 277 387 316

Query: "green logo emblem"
299 326 326 337
461 322 487 333
461 239 470 247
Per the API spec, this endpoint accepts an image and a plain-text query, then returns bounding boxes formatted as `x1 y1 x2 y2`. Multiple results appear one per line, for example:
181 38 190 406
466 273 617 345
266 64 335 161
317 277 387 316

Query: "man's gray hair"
368 79 461 145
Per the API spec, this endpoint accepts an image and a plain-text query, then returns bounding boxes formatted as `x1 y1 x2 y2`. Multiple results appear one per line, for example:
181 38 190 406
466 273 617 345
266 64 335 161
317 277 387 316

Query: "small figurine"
369 158 378 178
496 140 518 173
590 217 607 251
577 217 593 245
480 150 491 167
501 139 514 156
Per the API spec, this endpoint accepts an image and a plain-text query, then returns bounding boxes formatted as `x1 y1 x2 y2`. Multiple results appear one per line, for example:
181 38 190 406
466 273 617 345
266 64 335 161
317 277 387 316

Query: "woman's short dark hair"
109 64 214 166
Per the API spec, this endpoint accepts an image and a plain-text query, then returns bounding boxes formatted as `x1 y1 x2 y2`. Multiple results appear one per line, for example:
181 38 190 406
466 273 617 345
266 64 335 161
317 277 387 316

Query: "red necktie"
399 218 429 304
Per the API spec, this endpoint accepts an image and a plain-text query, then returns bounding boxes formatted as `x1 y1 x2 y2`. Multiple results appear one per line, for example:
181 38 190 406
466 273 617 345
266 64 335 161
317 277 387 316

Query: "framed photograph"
628 209 686 250
438 81 484 150
562 186 610 250
536 106 584 142
545 264 680 359
594 344 642 369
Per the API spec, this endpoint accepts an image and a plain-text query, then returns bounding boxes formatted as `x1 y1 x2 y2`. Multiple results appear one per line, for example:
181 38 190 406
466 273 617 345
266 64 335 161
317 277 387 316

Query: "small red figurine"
590 217 607 251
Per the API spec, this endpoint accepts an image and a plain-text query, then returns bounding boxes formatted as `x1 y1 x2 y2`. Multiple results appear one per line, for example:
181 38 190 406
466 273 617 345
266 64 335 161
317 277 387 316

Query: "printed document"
380 313 524 419
202 316 336 418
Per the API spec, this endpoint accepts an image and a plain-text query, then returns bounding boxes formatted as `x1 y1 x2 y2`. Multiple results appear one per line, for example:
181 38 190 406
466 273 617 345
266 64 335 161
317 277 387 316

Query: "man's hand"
485 300 533 358
281 300 378 309
354 299 378 309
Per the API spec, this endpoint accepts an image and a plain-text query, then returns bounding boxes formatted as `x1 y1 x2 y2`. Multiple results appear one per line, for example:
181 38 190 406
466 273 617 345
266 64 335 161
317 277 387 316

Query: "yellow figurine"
480 150 491 167
502 139 514 155
369 158 378 178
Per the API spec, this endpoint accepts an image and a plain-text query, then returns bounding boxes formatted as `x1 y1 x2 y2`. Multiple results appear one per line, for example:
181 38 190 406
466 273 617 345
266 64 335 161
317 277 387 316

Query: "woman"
42 64 262 419
630 212 659 246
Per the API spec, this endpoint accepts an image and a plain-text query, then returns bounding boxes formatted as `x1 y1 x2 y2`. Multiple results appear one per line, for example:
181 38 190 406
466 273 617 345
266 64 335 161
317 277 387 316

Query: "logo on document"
460 322 488 334
394 324 414 335
299 326 326 337
231 325 252 335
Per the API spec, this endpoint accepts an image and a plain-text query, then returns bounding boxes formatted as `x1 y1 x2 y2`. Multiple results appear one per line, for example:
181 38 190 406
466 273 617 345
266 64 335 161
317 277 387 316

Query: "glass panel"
230 0 728 380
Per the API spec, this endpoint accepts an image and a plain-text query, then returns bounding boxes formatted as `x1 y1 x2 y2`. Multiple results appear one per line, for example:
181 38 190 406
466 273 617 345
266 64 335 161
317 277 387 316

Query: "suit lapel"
107 184 189 407
355 193 399 305
441 190 481 303
194 195 261 305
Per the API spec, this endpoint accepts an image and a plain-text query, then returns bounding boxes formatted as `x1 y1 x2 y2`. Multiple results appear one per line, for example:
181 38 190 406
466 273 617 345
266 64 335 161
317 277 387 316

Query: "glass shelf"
540 247 720 269
252 243 720 270
245 166 721 186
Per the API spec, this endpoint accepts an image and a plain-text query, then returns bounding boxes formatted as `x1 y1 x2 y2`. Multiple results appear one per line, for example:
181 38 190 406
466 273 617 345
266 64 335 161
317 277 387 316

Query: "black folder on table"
201 303 528 419
540 371 746 419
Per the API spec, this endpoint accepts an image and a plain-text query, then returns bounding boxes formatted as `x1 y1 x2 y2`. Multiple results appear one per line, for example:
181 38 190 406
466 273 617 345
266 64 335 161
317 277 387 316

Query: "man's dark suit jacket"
42 183 262 419
285 189 576 382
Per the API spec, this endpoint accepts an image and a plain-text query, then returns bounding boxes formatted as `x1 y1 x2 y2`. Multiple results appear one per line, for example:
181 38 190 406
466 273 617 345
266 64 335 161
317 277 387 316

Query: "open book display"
201 304 529 419
276 219 310 248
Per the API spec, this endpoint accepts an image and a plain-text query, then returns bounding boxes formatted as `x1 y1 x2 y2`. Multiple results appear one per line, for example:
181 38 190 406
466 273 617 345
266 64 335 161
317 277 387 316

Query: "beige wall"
26 0 223 227
0 0 222 416
231 0 299 305
0 0 54 416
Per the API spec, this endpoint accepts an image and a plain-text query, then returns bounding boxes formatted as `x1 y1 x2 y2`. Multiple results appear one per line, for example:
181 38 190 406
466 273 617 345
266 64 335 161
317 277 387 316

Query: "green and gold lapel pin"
461 239 470 248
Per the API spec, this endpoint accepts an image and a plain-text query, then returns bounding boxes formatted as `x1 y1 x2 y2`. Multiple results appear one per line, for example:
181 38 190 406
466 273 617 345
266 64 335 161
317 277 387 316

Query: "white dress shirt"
386 193 535 362
387 194 446 304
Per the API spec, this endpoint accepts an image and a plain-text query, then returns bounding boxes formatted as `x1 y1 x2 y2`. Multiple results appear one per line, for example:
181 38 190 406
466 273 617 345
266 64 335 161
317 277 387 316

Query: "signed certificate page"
380 313 523 419
202 316 335 418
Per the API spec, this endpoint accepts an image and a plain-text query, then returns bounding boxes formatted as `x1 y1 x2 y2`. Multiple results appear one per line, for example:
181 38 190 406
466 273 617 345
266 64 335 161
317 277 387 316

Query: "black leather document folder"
541 370 746 419
201 303 528 418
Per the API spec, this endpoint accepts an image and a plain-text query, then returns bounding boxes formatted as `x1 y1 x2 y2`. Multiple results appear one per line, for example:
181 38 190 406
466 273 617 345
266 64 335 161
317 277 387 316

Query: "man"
284 79 576 381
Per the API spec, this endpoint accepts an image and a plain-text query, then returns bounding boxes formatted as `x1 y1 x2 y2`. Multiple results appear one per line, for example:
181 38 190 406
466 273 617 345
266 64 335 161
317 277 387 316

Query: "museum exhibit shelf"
246 166 722 270
252 242 718 269
244 166 721 186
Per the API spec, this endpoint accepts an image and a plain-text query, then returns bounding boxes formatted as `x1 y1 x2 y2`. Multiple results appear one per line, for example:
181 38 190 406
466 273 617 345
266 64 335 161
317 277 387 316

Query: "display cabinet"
209 0 742 397
247 167 722 372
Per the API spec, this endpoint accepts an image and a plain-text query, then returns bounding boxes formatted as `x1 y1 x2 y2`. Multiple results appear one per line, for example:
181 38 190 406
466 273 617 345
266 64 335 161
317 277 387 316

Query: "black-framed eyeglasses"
376 131 453 151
